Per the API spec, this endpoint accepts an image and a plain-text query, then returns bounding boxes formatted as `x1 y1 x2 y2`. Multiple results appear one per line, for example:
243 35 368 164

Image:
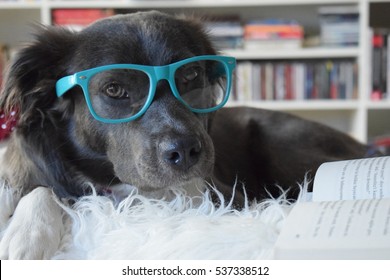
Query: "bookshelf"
0 0 390 144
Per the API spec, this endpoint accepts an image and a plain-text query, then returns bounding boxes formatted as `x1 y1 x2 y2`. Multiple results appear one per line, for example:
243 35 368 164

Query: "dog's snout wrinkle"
161 137 202 171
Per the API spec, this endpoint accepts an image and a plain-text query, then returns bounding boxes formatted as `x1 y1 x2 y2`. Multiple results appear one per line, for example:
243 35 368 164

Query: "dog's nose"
162 137 202 171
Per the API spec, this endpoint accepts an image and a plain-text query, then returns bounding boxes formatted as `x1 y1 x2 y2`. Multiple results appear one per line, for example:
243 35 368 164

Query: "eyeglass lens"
174 60 228 110
88 69 150 120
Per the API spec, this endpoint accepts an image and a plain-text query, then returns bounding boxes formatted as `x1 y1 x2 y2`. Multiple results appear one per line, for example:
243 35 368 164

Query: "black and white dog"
0 11 367 259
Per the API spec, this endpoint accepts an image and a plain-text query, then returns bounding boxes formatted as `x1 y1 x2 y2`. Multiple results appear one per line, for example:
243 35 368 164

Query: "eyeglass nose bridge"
153 65 171 81
152 65 180 99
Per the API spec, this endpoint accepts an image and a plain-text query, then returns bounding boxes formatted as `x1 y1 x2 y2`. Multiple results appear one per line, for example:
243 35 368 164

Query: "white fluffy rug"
0 180 306 259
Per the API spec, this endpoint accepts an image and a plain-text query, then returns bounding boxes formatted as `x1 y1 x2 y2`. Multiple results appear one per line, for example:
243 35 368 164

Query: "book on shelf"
205 16 305 51
204 15 243 50
274 156 390 259
371 29 390 101
370 136 390 156
52 9 115 30
318 5 359 47
243 19 303 50
232 60 358 102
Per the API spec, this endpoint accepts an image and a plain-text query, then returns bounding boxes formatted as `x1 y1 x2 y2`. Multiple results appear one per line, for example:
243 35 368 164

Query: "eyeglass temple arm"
56 75 77 97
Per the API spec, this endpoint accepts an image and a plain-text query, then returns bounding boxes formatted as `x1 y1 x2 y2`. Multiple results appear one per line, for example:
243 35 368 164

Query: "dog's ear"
0 25 76 128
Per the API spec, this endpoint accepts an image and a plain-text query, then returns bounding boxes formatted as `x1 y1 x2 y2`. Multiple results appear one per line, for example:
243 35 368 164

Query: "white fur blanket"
0 181 304 259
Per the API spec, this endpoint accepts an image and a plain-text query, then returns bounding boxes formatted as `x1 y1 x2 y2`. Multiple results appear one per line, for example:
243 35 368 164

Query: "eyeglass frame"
56 55 236 124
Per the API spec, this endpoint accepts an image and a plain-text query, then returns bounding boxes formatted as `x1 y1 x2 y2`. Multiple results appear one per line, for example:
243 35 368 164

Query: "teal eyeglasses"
56 55 236 124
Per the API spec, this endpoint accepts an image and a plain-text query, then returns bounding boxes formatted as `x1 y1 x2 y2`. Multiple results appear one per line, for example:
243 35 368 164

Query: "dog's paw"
0 187 64 259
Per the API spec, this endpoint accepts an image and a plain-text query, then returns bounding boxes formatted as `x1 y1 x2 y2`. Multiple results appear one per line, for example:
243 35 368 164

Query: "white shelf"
0 2 40 9
224 47 360 60
366 101 390 109
228 100 359 111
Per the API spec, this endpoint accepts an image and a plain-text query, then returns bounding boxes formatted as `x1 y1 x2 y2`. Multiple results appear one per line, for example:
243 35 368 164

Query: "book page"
313 156 390 201
274 198 390 259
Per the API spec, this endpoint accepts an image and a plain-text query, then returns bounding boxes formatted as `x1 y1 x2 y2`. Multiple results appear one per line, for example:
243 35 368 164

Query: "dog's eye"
103 83 129 99
182 68 199 82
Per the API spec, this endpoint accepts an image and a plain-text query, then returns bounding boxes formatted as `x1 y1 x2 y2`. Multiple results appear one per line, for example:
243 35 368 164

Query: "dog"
0 11 368 259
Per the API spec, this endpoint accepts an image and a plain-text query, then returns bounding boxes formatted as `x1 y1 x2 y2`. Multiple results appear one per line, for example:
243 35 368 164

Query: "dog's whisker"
106 176 120 189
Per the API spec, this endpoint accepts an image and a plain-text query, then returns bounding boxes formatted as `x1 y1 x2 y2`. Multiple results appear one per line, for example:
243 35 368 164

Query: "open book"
274 156 390 259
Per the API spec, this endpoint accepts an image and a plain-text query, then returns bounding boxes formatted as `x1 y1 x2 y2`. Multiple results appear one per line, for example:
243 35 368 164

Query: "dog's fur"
0 11 368 259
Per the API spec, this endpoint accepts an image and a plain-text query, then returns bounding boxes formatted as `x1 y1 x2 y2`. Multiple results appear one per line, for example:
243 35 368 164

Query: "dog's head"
0 11 234 197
